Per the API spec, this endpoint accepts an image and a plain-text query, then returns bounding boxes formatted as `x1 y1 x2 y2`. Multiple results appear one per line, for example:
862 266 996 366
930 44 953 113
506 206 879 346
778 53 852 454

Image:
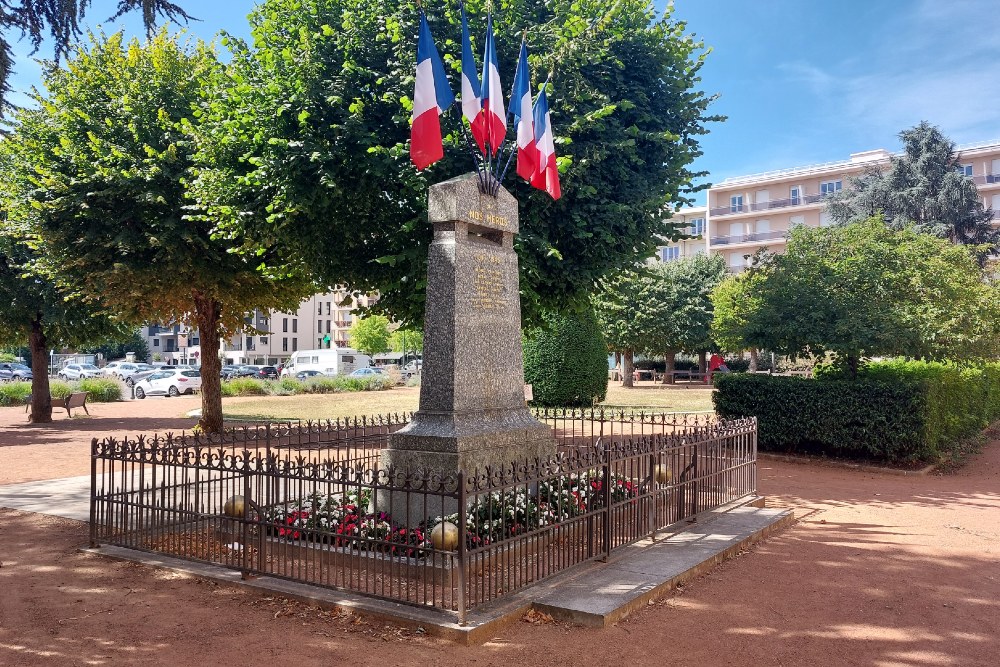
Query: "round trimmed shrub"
523 309 608 407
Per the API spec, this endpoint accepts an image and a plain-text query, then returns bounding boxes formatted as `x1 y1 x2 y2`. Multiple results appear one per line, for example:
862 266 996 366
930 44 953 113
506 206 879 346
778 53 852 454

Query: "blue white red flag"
460 3 482 149
530 82 561 200
508 39 537 182
411 11 454 170
471 12 506 156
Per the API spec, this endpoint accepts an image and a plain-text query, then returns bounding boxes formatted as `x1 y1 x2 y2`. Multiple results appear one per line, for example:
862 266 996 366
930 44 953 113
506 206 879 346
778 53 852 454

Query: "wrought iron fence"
90 412 756 624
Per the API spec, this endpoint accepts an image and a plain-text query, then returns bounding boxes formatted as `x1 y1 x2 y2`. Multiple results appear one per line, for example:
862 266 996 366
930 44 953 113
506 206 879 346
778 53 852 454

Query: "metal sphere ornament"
223 495 246 518
430 521 459 551
655 465 672 485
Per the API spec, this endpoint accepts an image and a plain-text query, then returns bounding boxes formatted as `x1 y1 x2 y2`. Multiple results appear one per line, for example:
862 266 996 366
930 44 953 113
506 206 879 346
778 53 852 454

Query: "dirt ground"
0 404 998 666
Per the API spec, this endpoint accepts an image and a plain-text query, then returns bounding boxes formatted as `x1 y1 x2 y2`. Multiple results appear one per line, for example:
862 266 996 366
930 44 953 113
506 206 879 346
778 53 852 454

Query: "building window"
317 320 323 333
282 337 288 352
318 338 324 348
292 338 298 351
660 246 680 262
956 164 973 177
789 185 801 204
191 337 199 346
292 319 297 333
246 336 255 350
688 218 706 236
820 180 842 196
326 302 331 316
153 339 159 347
282 317 288 333
260 336 268 344
326 320 332 334
317 302 322 315
729 195 743 212
789 214 805 228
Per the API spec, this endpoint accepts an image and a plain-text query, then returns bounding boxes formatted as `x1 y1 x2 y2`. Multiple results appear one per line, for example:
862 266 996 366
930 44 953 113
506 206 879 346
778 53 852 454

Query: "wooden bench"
24 392 90 417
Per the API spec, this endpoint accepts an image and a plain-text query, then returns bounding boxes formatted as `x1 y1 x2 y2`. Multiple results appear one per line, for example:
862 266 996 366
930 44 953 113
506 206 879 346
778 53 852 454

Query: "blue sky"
8 1 1000 204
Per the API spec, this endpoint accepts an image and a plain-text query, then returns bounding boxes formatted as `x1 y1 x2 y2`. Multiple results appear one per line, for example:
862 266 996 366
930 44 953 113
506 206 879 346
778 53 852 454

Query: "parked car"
104 362 143 380
295 370 323 380
223 365 260 380
220 365 243 380
102 361 127 377
133 368 202 398
347 367 386 378
121 363 154 382
126 365 172 388
256 365 279 379
58 363 102 380
0 362 33 382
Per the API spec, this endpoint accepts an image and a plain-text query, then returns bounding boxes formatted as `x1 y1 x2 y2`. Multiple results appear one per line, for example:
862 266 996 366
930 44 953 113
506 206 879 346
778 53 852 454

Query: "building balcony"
710 193 826 218
972 173 1000 186
710 230 789 246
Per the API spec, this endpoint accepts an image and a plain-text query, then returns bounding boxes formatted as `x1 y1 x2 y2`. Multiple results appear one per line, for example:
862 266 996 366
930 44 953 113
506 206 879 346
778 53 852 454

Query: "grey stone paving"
0 473 93 521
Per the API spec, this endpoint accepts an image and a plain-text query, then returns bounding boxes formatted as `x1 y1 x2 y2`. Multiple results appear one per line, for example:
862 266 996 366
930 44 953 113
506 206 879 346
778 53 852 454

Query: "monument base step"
84 495 793 644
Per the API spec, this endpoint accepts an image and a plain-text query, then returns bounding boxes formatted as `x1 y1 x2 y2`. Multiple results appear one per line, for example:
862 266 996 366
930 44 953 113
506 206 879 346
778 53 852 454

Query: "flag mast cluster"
409 1 561 200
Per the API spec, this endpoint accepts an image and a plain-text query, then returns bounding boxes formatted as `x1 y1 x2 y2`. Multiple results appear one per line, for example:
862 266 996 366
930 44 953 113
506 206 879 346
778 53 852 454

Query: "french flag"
508 39 537 182
460 3 482 148
471 13 506 156
530 83 561 200
411 11 454 171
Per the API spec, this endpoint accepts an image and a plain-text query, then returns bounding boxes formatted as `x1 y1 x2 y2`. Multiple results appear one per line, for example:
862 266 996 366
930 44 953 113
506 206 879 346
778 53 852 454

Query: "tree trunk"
28 314 52 423
847 354 859 380
622 349 635 388
662 350 676 384
698 350 707 382
193 291 224 434
613 351 621 371
749 348 759 373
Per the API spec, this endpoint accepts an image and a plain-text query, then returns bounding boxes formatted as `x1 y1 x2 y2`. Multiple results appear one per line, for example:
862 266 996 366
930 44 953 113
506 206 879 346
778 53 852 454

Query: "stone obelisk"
381 173 554 481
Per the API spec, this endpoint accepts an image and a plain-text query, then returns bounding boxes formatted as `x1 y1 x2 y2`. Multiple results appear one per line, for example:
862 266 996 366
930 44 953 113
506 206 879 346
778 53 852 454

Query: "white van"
280 348 372 377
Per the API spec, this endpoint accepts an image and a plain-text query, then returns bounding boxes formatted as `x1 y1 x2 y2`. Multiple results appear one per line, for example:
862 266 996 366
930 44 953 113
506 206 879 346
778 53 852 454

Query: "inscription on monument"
468 209 510 227
472 253 504 311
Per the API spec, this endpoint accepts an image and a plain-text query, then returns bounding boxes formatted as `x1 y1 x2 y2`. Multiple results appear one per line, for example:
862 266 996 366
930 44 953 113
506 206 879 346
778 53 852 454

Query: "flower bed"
263 471 642 557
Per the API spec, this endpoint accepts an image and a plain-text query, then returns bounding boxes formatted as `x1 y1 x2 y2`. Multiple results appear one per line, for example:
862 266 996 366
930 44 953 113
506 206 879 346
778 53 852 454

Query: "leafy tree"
3 32 313 432
736 218 1000 377
828 121 999 263
632 254 726 383
593 265 650 388
389 327 423 356
80 329 150 363
192 0 721 326
0 220 127 421
523 308 608 407
348 315 391 356
711 260 769 365
0 0 193 114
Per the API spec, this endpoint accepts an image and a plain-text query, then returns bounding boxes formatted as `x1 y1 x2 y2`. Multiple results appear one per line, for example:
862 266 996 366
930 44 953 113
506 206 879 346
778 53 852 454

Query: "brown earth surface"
0 402 998 666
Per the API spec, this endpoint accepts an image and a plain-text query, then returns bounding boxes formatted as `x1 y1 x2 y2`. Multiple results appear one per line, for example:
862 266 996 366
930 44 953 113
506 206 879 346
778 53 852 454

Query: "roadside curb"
758 452 937 476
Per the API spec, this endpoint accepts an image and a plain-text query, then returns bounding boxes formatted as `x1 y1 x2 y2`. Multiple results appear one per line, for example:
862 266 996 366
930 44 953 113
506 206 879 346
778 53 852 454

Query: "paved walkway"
0 474 93 522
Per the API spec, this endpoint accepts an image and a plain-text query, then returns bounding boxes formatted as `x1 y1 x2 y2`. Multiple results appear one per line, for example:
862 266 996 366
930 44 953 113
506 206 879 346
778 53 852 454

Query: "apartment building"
658 140 1000 271
141 290 376 366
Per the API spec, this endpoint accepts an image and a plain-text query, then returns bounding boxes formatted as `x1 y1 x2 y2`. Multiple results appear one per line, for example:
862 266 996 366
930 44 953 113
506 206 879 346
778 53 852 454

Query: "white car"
59 363 102 380
133 368 202 398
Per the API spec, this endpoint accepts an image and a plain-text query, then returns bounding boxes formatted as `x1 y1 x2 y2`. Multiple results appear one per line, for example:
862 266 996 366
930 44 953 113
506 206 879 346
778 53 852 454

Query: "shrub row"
713 361 1000 463
220 375 394 398
0 378 121 406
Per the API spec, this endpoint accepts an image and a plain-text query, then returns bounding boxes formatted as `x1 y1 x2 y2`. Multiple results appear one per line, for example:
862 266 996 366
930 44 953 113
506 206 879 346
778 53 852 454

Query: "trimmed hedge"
523 309 608 408
219 375 394 397
714 361 1000 463
0 379 119 406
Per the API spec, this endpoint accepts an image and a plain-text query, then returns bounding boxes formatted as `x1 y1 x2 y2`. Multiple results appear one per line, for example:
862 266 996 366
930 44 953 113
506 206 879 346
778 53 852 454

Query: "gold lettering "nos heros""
468 209 509 227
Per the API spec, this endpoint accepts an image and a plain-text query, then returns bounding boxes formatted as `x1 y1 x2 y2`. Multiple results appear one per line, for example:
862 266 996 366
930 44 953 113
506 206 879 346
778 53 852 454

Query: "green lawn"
222 382 715 421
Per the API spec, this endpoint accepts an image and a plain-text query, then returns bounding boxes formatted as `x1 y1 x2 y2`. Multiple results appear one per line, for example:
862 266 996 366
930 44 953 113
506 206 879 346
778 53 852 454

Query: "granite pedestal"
380 174 555 516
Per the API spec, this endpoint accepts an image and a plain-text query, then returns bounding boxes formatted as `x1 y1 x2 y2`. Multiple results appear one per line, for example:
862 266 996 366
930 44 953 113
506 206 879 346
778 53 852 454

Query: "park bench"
24 391 90 417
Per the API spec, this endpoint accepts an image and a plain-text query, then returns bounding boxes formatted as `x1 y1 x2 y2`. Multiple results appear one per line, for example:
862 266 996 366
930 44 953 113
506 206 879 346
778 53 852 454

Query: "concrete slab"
0 473 92 521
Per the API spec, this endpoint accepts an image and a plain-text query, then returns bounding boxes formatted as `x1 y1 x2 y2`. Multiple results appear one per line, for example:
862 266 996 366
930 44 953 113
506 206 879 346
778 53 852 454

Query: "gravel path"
0 404 997 666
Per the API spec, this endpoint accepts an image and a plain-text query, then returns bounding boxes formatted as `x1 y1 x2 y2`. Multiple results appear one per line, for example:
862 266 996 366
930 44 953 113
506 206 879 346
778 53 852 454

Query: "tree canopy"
712 218 1000 375
348 315 391 356
3 31 313 431
827 121 999 263
0 0 193 114
192 0 721 325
